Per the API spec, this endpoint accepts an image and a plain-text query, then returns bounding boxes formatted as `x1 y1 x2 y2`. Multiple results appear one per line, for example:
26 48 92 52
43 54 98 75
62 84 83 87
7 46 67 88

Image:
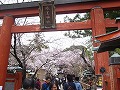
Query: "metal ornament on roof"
39 0 56 29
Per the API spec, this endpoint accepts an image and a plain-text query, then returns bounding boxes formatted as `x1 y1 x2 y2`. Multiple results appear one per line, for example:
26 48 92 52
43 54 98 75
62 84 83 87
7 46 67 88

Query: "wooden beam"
6 74 15 79
10 19 117 33
11 20 92 33
0 19 117 33
6 79 15 82
105 19 118 28
0 1 120 18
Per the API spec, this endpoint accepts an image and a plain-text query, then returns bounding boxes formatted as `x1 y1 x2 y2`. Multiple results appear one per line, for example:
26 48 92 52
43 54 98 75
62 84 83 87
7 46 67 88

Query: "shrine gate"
0 0 120 90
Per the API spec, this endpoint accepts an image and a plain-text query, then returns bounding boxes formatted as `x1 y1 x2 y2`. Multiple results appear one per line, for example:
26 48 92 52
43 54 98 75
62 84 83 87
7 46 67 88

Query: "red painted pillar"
14 72 22 90
90 7 111 90
109 65 120 90
0 15 14 89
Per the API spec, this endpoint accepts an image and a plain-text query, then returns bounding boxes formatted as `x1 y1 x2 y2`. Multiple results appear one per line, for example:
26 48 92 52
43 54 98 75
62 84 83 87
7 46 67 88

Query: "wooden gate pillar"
14 72 22 90
0 15 14 89
90 7 111 90
109 65 120 90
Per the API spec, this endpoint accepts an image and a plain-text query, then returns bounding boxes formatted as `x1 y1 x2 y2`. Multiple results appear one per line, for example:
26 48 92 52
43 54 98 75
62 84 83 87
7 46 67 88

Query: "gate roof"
95 29 120 53
0 0 98 11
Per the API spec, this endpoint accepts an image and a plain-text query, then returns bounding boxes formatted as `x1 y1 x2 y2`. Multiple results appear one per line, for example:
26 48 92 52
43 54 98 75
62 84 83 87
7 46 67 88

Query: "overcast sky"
20 14 89 50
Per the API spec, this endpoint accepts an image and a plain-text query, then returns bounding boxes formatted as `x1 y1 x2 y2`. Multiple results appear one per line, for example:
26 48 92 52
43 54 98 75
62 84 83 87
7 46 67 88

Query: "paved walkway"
97 87 102 90
59 86 102 90
59 84 102 90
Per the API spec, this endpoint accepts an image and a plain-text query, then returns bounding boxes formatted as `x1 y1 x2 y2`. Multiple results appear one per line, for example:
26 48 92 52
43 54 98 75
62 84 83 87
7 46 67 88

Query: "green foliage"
62 45 93 61
64 13 91 38
63 45 84 52
104 10 120 55
64 10 120 38
104 10 120 19
64 10 120 56
109 48 120 57
105 10 120 33
64 30 91 38
64 13 93 63
115 48 120 55
85 48 93 61
33 33 49 51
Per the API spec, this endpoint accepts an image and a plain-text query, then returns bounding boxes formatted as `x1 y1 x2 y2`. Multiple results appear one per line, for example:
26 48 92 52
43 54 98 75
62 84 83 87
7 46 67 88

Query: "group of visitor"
22 74 83 90
63 74 82 90
19 74 82 90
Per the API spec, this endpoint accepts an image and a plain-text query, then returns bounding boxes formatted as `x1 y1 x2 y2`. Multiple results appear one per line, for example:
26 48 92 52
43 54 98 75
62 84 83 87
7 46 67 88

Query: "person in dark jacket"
63 74 77 90
41 76 51 90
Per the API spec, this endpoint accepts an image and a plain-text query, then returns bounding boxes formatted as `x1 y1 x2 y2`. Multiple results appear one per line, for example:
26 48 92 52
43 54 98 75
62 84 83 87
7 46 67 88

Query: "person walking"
41 76 51 90
49 80 60 90
74 77 82 90
63 74 76 90
35 78 41 90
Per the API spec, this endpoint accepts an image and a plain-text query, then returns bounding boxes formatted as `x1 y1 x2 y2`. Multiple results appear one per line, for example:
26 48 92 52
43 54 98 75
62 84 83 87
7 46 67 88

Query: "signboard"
39 0 56 29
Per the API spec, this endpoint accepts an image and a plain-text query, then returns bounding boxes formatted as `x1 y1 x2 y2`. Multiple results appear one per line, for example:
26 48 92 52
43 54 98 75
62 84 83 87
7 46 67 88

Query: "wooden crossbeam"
0 19 117 33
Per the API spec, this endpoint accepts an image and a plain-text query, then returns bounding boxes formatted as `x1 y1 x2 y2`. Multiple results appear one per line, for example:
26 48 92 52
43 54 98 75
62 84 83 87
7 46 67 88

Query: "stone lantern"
109 53 120 65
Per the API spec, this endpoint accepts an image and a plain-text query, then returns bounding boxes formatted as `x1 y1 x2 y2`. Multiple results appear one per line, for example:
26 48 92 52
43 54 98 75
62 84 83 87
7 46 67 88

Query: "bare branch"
12 34 23 68
0 1 3 4
81 47 95 73
10 51 15 57
32 59 50 78
23 17 27 25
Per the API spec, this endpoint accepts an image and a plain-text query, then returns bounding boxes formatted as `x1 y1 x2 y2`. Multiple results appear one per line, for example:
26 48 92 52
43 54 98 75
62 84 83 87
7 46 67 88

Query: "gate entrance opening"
0 1 120 90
